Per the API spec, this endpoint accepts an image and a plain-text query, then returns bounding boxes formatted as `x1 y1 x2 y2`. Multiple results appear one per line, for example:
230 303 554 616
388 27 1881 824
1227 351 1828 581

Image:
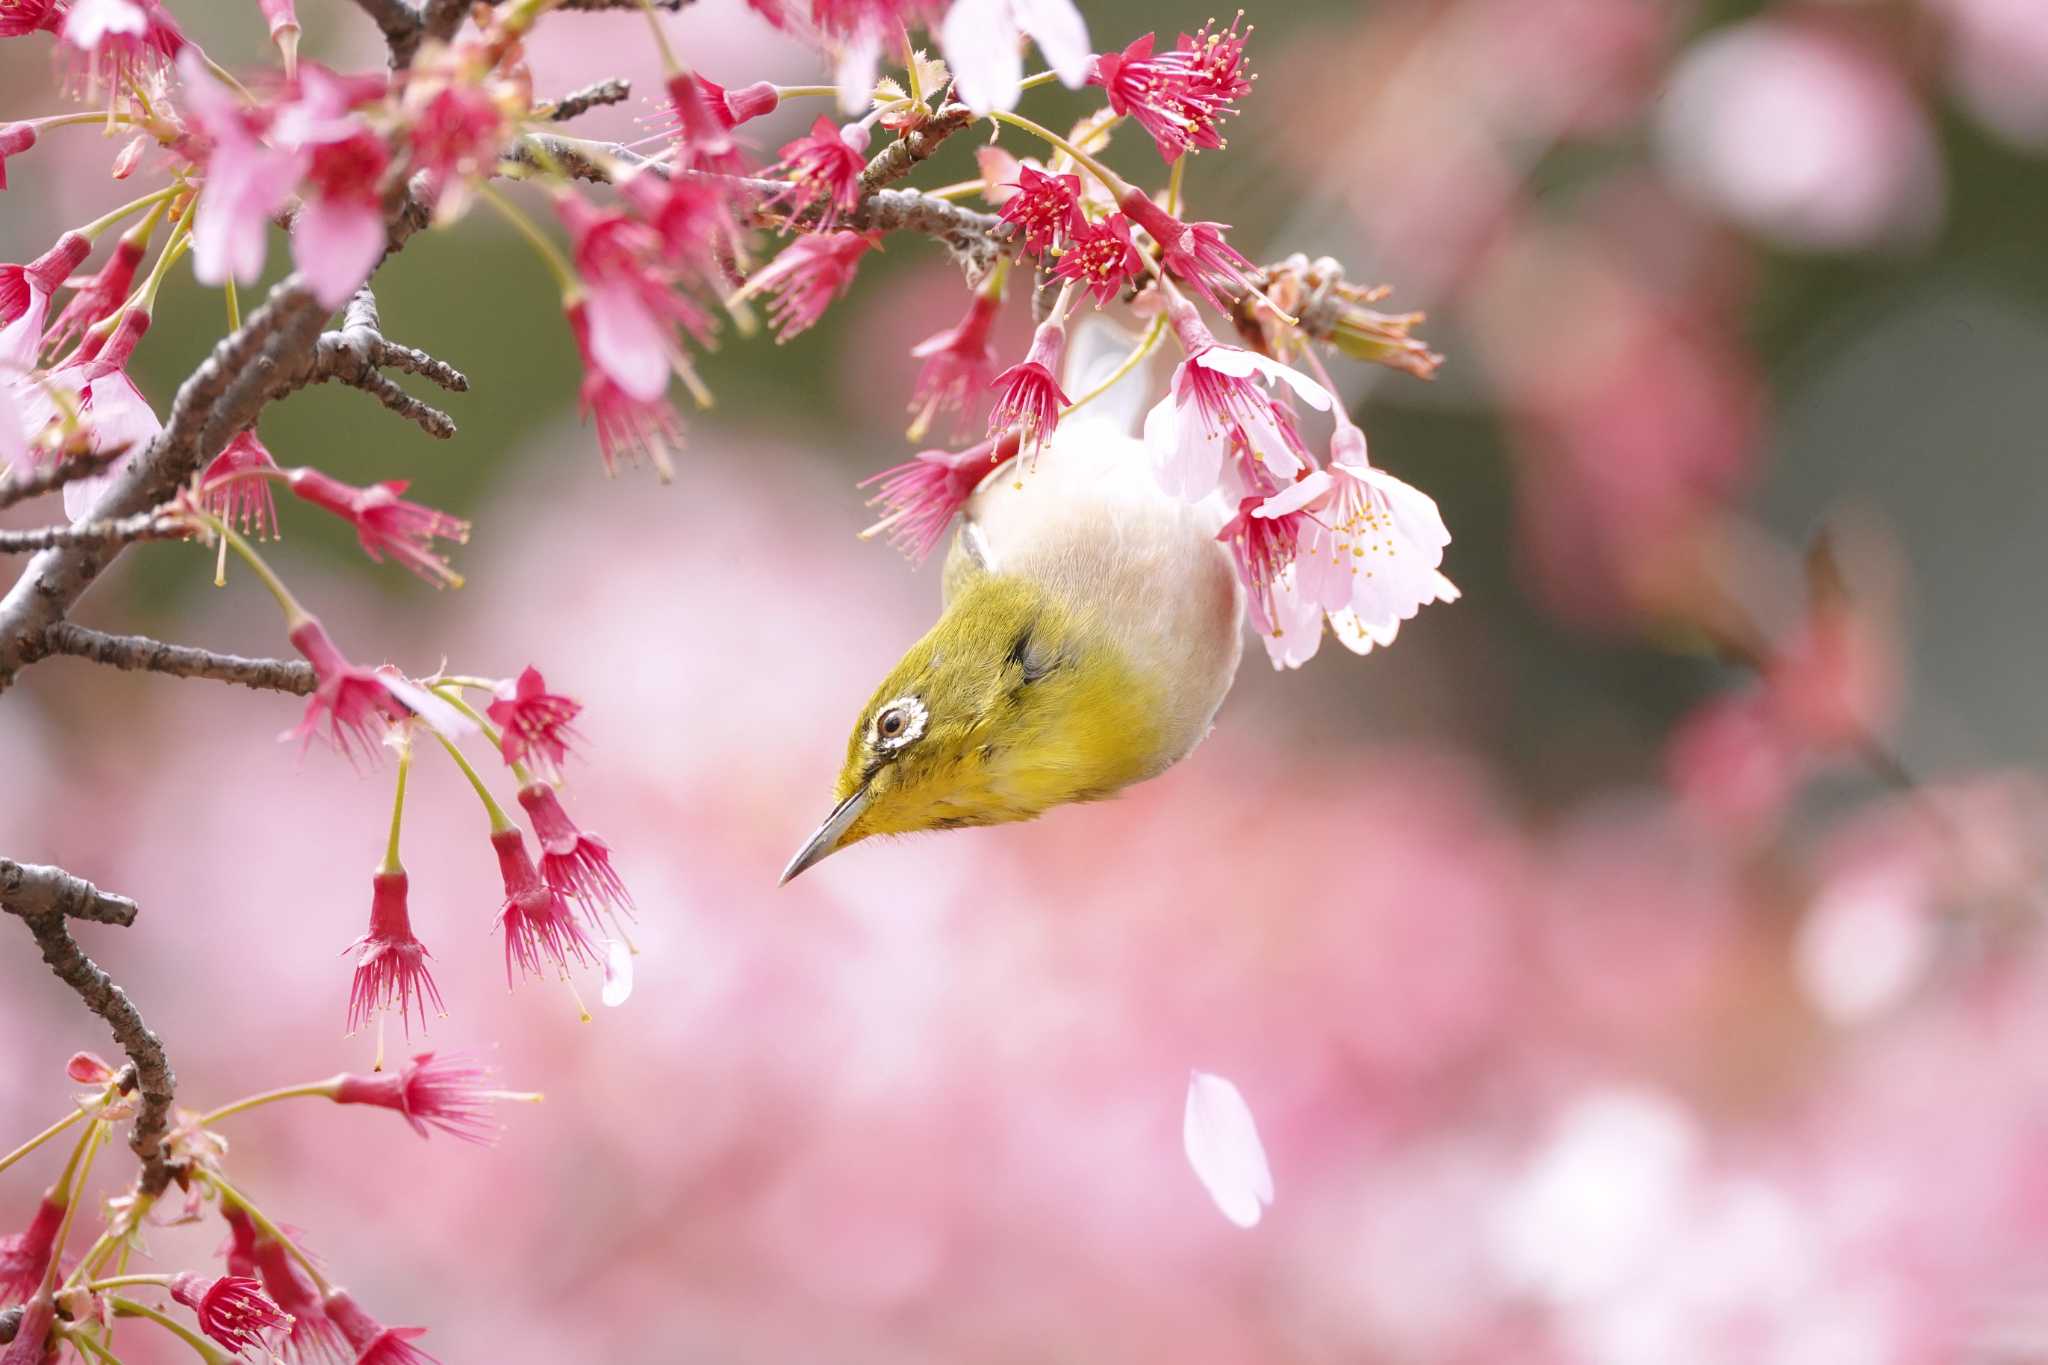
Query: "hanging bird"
781 320 1244 883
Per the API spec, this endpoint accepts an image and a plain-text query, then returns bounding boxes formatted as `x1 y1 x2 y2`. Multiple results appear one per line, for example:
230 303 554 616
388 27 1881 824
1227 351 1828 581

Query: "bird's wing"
939 514 996 607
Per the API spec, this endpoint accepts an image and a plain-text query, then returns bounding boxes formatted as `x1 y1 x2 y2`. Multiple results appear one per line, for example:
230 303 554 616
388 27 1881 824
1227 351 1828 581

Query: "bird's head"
780 575 1166 882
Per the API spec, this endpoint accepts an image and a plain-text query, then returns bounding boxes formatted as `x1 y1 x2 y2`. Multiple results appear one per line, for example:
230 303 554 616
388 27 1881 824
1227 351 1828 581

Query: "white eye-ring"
873 696 927 750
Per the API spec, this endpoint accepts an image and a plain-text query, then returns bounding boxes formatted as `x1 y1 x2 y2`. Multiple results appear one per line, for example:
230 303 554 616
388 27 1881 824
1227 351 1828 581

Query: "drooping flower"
737 230 879 341
664 71 745 178
1219 490 1311 641
484 667 583 781
0 123 34 190
1090 18 1252 163
41 231 145 354
618 168 729 280
331 1051 503 1144
764 116 871 231
995 165 1085 256
492 828 597 985
517 782 633 923
987 317 1070 461
858 434 1004 564
293 120 389 308
1183 1069 1274 1228
179 50 305 290
0 230 91 367
1050 212 1145 305
565 297 685 478
344 870 443 1037
169 1273 293 1354
257 0 298 71
12 307 162 518
1265 419 1458 653
0 1196 62 1304
558 193 713 405
321 1289 439 1365
1142 299 1332 501
284 616 467 762
940 0 1091 114
58 0 185 97
225 1209 347 1365
1118 191 1262 314
283 468 469 588
907 288 1003 439
198 430 282 538
401 41 514 220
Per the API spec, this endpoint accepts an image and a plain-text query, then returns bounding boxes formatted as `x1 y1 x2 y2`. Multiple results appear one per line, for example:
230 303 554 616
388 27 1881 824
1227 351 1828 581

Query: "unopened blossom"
0 123 34 190
1266 420 1457 650
558 194 712 405
332 1051 503 1144
59 0 185 96
323 1289 439 1365
1119 192 1262 314
996 166 1085 256
1051 212 1145 305
169 1273 293 1354
66 1051 115 1084
518 782 632 923
485 667 583 780
284 468 469 588
344 870 443 1037
908 289 1002 439
0 1196 62 1303
41 232 145 353
1142 300 1331 501
1091 18 1253 163
492 827 596 985
765 117 871 231
860 435 1003 564
198 431 282 538
987 317 1070 461
256 0 298 71
285 615 466 762
0 230 90 367
565 298 684 478
739 230 879 341
223 1208 347 1365
941 0 1090 113
1184 1070 1274 1228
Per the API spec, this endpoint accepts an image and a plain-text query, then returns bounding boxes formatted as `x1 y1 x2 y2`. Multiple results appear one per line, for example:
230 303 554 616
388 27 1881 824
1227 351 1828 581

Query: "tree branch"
0 861 138 927
42 624 314 695
280 287 466 439
12 909 175 1194
542 78 631 122
0 449 125 512
0 511 182 555
859 104 975 194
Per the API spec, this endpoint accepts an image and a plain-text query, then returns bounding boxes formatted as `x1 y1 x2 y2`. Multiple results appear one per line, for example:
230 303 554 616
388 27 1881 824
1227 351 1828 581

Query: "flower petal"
942 0 1023 115
1015 0 1092 87
1183 1069 1274 1227
601 938 634 1007
1195 346 1335 411
1253 468 1331 518
292 197 384 309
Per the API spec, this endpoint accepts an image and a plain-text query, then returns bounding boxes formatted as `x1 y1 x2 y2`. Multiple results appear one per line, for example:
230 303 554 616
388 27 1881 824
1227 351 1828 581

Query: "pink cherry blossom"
485 667 583 781
558 193 712 405
0 1196 62 1303
941 0 1091 114
321 1289 440 1365
1091 17 1253 163
859 435 1004 564
492 827 597 985
0 230 90 368
179 51 305 290
1141 299 1331 501
987 317 1070 461
517 782 633 924
741 230 878 341
1119 191 1262 314
565 299 685 479
332 1051 502 1144
168 1273 293 1354
664 71 746 178
0 0 62 37
12 307 162 518
907 288 1002 438
285 467 470 588
0 123 34 190
42 233 144 354
284 615 467 762
293 123 390 308
344 869 444 1037
1050 212 1144 305
198 430 282 538
996 166 1085 256
765 117 871 231
224 1209 348 1365
58 0 184 96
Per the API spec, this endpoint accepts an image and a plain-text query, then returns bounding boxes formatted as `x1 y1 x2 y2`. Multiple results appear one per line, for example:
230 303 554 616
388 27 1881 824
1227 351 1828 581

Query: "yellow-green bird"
781 323 1245 882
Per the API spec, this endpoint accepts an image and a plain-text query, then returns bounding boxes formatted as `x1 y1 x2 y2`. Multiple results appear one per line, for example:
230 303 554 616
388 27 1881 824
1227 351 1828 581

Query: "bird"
781 319 1245 883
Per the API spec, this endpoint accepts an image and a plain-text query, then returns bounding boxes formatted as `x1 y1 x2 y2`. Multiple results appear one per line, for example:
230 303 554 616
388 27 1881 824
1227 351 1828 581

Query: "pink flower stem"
105 1295 236 1365
0 1108 85 1178
199 1173 333 1295
433 732 517 834
986 109 1135 201
382 737 413 874
195 1078 345 1126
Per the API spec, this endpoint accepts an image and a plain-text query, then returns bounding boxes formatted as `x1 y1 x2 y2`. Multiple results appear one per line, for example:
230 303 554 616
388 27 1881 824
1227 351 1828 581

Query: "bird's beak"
779 786 870 885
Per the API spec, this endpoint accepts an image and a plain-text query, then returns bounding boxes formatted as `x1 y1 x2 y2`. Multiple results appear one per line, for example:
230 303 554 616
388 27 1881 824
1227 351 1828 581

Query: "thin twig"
542 78 632 121
859 104 975 194
0 512 182 555
10 906 174 1194
42 624 314 695
0 450 125 511
277 287 466 439
0 860 138 927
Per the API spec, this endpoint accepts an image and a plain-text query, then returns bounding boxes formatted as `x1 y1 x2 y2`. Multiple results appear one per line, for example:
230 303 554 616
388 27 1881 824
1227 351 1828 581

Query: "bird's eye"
872 696 927 751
